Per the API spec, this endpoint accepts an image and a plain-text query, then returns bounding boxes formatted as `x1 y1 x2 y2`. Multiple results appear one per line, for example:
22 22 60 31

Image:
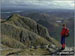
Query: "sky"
1 0 74 9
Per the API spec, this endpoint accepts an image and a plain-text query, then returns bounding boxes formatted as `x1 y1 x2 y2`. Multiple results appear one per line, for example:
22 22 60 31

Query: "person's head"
62 24 66 27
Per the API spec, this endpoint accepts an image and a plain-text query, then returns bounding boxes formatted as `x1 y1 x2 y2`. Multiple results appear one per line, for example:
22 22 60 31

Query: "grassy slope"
1 23 51 48
1 23 51 56
1 35 26 49
1 48 50 56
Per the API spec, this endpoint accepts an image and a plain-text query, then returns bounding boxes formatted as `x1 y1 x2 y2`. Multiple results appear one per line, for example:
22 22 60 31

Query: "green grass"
1 48 50 56
1 35 26 49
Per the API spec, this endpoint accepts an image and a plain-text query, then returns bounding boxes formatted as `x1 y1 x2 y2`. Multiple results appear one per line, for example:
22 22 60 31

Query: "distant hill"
1 14 61 55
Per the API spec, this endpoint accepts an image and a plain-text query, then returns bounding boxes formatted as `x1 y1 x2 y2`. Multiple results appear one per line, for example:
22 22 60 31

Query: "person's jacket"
61 27 69 36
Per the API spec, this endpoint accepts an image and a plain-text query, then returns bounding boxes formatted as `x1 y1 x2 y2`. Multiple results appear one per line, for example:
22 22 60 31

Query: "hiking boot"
61 47 65 50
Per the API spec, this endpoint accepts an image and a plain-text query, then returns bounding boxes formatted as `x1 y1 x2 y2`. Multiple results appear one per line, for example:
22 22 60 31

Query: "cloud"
1 0 74 9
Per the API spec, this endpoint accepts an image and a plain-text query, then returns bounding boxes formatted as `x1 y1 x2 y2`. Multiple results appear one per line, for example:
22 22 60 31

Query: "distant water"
56 20 62 23
1 11 22 14
2 12 12 13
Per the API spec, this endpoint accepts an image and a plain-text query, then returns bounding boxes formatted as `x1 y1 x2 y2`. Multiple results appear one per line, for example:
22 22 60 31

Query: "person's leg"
61 36 65 50
63 36 66 49
62 43 65 48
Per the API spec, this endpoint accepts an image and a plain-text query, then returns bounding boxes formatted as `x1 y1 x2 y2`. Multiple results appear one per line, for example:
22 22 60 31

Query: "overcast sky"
1 0 74 9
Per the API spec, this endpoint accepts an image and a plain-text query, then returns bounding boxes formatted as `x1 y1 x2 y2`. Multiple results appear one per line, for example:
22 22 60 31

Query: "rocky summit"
1 14 61 56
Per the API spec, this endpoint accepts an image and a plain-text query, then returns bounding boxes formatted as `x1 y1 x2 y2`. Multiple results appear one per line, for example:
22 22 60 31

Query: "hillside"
1 14 61 55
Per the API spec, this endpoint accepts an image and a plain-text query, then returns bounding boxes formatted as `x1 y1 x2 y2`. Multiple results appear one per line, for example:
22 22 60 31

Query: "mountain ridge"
1 14 61 55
